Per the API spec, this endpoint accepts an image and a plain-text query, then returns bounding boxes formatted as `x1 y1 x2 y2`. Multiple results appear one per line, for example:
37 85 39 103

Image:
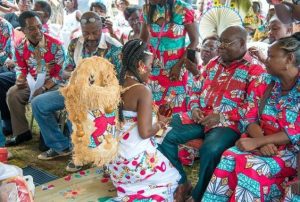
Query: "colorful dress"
107 110 180 201
142 0 195 113
202 76 300 202
0 17 14 67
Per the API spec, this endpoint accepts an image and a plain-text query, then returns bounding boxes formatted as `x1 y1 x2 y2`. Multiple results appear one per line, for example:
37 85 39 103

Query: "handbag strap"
152 22 165 60
258 81 275 118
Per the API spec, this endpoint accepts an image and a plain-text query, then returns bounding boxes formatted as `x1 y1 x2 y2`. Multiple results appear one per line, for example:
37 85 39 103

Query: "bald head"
80 11 102 28
222 26 248 42
219 26 248 63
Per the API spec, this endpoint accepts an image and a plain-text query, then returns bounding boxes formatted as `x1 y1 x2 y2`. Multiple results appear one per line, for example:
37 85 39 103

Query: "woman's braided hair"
118 39 152 122
277 32 300 67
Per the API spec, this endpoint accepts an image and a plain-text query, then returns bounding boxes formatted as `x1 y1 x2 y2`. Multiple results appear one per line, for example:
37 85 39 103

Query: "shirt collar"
26 34 46 52
78 34 107 50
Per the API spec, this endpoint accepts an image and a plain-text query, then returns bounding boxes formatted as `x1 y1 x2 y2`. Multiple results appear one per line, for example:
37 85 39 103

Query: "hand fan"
198 6 243 41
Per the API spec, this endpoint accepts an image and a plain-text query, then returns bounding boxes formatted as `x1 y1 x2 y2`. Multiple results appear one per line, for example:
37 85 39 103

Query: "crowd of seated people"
0 0 299 201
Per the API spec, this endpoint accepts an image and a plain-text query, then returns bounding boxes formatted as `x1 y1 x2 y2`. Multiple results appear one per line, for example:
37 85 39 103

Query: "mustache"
85 40 100 45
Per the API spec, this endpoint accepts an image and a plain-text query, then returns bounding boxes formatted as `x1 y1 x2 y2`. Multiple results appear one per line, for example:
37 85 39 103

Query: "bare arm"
136 86 167 139
246 123 265 138
255 131 290 147
185 22 199 50
140 23 149 43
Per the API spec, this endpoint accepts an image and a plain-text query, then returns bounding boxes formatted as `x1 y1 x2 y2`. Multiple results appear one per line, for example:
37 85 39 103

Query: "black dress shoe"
5 131 32 146
2 128 12 136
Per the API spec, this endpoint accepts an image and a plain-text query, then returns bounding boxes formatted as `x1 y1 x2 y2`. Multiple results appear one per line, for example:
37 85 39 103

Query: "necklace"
125 75 140 83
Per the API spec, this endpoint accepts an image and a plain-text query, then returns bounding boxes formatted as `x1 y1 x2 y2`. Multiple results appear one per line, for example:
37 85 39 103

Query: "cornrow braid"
277 32 300 67
118 39 152 122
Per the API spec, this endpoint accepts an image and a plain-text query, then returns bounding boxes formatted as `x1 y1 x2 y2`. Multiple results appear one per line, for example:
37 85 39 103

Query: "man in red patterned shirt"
159 26 269 201
6 11 65 146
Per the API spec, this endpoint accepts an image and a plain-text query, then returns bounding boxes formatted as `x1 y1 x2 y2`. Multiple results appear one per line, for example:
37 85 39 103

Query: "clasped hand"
191 108 220 127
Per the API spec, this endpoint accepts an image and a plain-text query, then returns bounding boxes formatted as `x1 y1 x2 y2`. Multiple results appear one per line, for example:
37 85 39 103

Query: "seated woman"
203 33 300 201
107 39 180 201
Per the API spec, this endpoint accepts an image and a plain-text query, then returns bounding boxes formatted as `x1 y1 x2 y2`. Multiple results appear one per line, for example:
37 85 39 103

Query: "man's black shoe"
5 131 32 146
2 128 12 136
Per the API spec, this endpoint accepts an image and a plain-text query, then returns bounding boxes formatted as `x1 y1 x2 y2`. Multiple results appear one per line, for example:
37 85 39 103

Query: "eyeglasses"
201 46 218 52
219 39 239 48
80 17 100 24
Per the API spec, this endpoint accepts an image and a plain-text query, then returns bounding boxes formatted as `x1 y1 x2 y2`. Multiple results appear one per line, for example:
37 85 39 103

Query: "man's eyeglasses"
80 17 100 24
218 39 239 48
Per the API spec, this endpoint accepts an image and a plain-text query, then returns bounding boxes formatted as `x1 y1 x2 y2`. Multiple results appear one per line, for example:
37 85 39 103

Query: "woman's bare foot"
173 181 192 202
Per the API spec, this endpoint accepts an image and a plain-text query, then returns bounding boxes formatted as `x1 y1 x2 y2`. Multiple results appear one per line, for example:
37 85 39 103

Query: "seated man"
0 17 15 136
31 12 122 168
158 26 268 202
5 11 66 146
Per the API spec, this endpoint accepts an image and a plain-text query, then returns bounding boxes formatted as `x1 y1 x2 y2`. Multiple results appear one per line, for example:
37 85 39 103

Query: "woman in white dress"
107 39 180 201
60 0 82 50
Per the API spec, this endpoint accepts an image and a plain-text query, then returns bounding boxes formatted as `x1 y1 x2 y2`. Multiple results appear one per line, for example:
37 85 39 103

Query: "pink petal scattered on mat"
101 178 109 183
117 186 125 193
64 175 71 181
79 171 85 175
48 185 55 189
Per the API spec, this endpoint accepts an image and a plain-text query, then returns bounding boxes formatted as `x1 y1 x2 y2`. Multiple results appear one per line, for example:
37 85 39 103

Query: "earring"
139 65 147 74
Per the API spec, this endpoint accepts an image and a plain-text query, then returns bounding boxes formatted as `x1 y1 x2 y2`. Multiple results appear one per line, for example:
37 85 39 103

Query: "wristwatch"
41 86 47 92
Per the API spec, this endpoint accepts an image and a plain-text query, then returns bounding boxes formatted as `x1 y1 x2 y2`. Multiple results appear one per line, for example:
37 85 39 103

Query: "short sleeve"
183 4 195 24
63 38 77 71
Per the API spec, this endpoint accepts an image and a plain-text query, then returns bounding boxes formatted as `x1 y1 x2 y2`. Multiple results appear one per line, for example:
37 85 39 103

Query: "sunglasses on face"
80 17 100 24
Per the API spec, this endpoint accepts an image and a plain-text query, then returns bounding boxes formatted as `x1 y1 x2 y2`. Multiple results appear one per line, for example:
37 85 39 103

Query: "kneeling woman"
203 33 300 201
107 39 180 201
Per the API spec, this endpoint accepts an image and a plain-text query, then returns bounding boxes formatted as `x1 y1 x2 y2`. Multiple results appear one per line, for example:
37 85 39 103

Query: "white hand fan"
198 6 243 41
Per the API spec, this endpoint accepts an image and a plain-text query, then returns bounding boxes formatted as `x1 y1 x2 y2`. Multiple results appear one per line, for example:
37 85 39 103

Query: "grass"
7 110 200 184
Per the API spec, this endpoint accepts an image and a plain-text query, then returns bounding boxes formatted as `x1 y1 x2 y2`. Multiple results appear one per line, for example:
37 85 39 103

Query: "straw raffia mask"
60 56 121 167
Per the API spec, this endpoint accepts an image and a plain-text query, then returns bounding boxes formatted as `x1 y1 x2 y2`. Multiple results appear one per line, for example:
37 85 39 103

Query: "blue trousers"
0 71 16 131
31 90 71 152
158 114 239 201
